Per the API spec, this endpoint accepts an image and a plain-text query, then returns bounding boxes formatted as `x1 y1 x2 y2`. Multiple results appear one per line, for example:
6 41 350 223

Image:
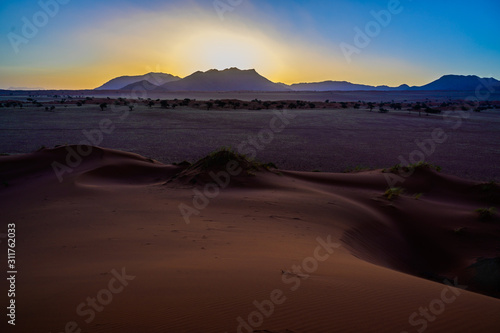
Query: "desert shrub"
215 100 226 108
475 207 497 221
384 187 403 200
160 100 169 108
187 147 277 174
172 161 191 167
386 162 441 174
390 103 402 110
480 181 498 192
425 107 441 114
344 165 369 173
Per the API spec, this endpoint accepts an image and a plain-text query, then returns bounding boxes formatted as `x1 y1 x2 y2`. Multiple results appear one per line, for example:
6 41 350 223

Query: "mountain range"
95 68 500 92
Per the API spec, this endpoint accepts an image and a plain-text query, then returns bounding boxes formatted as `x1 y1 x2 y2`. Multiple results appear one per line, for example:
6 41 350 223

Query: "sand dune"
1 146 499 332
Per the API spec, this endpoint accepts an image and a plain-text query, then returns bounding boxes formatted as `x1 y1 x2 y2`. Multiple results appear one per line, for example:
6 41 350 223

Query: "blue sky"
0 0 499 89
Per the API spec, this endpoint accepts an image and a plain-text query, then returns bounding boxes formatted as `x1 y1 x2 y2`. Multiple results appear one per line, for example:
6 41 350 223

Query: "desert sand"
1 145 499 332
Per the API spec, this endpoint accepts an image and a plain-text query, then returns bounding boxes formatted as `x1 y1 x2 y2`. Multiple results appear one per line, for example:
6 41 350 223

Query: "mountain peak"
156 67 289 92
96 72 180 90
417 74 499 91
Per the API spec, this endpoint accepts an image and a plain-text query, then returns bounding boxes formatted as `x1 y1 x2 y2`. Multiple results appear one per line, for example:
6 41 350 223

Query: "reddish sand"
1 146 499 332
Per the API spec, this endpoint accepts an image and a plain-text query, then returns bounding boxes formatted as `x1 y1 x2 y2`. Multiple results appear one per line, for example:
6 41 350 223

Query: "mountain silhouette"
155 68 290 92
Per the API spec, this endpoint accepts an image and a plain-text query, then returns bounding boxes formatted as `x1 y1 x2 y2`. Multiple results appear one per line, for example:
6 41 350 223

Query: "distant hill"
411 75 500 91
289 75 500 92
156 68 290 92
96 69 500 92
96 72 180 90
7 86 46 90
290 81 409 91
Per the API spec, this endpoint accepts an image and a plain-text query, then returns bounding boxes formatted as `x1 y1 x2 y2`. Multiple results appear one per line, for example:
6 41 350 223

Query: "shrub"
475 207 497 221
344 165 369 173
384 187 403 200
386 162 441 174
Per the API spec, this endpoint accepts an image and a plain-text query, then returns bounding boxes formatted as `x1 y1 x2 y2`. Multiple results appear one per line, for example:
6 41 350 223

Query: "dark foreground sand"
1 146 499 332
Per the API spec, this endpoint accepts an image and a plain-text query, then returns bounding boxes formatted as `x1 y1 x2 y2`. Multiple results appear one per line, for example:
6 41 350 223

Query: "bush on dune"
384 162 442 174
384 187 404 200
475 207 497 221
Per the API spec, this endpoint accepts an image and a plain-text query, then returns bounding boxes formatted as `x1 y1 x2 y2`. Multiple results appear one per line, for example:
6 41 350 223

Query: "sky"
0 0 499 89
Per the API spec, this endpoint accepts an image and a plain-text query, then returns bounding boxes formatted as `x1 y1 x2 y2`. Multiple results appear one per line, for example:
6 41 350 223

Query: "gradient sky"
0 0 499 89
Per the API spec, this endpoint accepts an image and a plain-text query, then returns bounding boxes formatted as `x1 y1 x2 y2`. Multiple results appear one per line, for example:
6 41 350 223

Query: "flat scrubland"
1 98 499 181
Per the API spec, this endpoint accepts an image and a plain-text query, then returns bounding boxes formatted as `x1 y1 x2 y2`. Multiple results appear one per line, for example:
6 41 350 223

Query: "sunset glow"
1 0 499 89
